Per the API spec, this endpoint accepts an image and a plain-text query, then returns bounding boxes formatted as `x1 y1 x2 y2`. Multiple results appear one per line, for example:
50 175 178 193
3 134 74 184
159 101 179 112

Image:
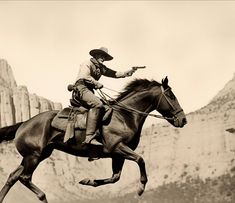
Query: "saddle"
51 98 113 142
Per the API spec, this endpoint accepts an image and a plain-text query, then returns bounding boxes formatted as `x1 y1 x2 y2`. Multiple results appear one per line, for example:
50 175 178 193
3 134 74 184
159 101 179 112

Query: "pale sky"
0 1 235 118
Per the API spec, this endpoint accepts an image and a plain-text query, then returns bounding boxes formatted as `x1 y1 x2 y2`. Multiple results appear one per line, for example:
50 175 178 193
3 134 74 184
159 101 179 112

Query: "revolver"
132 66 146 71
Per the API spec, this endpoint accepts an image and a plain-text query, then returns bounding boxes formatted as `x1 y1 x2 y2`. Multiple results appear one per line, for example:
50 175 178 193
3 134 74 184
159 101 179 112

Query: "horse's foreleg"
113 142 148 196
79 157 125 187
0 165 24 203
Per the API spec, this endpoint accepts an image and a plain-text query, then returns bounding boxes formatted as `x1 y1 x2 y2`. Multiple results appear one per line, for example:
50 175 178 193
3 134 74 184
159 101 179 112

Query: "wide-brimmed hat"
89 47 113 61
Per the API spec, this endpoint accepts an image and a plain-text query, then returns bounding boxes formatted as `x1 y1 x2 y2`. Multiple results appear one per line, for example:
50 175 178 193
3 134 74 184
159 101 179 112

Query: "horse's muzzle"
177 116 187 128
172 112 187 128
181 117 187 127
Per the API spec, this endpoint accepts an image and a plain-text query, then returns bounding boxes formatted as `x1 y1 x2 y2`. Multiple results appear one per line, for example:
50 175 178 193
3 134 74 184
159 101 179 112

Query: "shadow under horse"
0 77 187 203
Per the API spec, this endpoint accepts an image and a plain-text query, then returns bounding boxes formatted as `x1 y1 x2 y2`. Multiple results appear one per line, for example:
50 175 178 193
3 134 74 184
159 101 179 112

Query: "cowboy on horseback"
0 74 187 202
74 47 137 144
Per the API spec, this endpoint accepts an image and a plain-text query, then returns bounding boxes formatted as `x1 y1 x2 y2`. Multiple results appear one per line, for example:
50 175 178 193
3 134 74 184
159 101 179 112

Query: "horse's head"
115 77 187 128
155 76 187 128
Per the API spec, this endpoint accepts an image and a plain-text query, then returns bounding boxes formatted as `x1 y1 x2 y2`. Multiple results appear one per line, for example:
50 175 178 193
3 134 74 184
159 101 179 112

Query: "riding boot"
83 108 102 145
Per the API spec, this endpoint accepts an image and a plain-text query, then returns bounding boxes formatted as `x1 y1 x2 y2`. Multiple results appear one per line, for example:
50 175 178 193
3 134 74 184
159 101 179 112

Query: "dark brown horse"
0 77 187 203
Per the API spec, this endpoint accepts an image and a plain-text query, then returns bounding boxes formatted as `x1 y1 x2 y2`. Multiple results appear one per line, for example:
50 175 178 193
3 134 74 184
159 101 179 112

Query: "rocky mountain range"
0 59 235 203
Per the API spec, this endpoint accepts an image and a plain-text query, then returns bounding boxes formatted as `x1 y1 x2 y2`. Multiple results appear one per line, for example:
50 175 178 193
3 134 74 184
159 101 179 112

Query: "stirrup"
82 131 100 145
83 134 96 144
88 157 100 162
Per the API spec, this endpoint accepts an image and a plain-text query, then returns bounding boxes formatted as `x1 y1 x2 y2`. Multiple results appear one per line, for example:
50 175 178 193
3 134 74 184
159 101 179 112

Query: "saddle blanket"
51 107 87 131
51 106 113 132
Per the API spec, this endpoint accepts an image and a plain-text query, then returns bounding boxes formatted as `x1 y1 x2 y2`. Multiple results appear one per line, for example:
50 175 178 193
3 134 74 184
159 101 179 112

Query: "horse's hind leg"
0 164 24 203
20 179 48 203
79 157 125 187
19 155 48 203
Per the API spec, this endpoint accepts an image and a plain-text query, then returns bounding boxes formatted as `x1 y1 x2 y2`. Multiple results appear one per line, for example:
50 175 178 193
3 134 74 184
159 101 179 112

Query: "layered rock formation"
0 59 62 127
0 59 17 91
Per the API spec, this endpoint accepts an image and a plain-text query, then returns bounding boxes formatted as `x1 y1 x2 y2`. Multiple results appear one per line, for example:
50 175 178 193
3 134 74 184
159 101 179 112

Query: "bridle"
156 86 183 122
97 85 182 122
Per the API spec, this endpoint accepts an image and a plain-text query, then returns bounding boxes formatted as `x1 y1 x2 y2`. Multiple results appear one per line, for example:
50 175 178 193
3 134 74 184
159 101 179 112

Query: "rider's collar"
90 58 102 67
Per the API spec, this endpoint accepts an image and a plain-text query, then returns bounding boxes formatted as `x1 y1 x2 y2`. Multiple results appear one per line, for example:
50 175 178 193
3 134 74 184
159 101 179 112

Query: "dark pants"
77 84 104 109
76 83 104 136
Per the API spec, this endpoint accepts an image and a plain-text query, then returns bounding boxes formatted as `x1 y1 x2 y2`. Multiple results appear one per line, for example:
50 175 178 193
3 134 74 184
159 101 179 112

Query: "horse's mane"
116 79 161 101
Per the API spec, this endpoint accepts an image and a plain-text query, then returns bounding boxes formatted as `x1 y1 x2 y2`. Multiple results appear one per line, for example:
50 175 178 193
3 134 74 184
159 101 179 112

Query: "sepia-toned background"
0 1 235 203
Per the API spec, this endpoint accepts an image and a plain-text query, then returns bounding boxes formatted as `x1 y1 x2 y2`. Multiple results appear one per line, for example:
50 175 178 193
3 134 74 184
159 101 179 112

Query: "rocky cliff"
0 59 62 127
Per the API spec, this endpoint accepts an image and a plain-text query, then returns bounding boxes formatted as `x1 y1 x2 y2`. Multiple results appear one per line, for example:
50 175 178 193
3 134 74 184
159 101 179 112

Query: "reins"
97 87 175 121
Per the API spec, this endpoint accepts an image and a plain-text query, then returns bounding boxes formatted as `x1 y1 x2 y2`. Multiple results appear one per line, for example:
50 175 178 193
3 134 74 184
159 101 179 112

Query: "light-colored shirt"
76 58 125 87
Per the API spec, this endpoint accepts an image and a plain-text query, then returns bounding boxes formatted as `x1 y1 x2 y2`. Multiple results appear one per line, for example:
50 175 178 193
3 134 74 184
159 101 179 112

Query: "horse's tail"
0 122 23 143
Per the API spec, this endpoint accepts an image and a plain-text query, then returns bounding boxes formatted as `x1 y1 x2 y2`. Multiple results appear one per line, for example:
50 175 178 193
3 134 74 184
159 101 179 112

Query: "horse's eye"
171 93 176 100
167 91 175 100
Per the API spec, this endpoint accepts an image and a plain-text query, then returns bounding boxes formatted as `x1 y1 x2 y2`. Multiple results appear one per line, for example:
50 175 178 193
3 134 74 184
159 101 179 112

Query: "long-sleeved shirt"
76 58 125 88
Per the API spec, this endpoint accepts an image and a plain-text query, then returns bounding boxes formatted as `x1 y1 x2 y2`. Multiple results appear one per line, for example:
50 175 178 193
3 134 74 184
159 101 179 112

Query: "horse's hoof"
79 178 91 185
88 157 100 162
137 183 145 196
137 188 144 196
79 178 98 187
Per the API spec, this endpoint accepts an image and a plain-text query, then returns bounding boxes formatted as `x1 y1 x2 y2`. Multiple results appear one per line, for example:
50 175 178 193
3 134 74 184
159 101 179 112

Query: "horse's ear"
162 76 168 87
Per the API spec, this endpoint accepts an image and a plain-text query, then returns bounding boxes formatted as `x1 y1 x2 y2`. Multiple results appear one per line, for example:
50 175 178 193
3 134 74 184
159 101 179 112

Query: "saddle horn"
67 84 76 92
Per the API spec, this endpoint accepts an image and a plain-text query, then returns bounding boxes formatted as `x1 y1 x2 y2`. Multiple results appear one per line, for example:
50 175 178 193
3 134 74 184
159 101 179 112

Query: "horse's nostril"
182 118 187 125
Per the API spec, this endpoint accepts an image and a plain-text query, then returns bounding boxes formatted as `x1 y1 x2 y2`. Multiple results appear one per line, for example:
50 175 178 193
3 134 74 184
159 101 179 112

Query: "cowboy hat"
89 47 113 61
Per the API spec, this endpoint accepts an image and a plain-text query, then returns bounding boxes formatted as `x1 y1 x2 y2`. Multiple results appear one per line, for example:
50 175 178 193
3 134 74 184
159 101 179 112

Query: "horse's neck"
121 91 154 113
115 91 155 148
119 91 155 127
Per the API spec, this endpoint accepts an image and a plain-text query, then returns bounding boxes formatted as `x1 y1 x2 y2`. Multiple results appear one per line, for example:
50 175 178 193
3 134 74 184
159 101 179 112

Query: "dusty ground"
73 174 235 203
